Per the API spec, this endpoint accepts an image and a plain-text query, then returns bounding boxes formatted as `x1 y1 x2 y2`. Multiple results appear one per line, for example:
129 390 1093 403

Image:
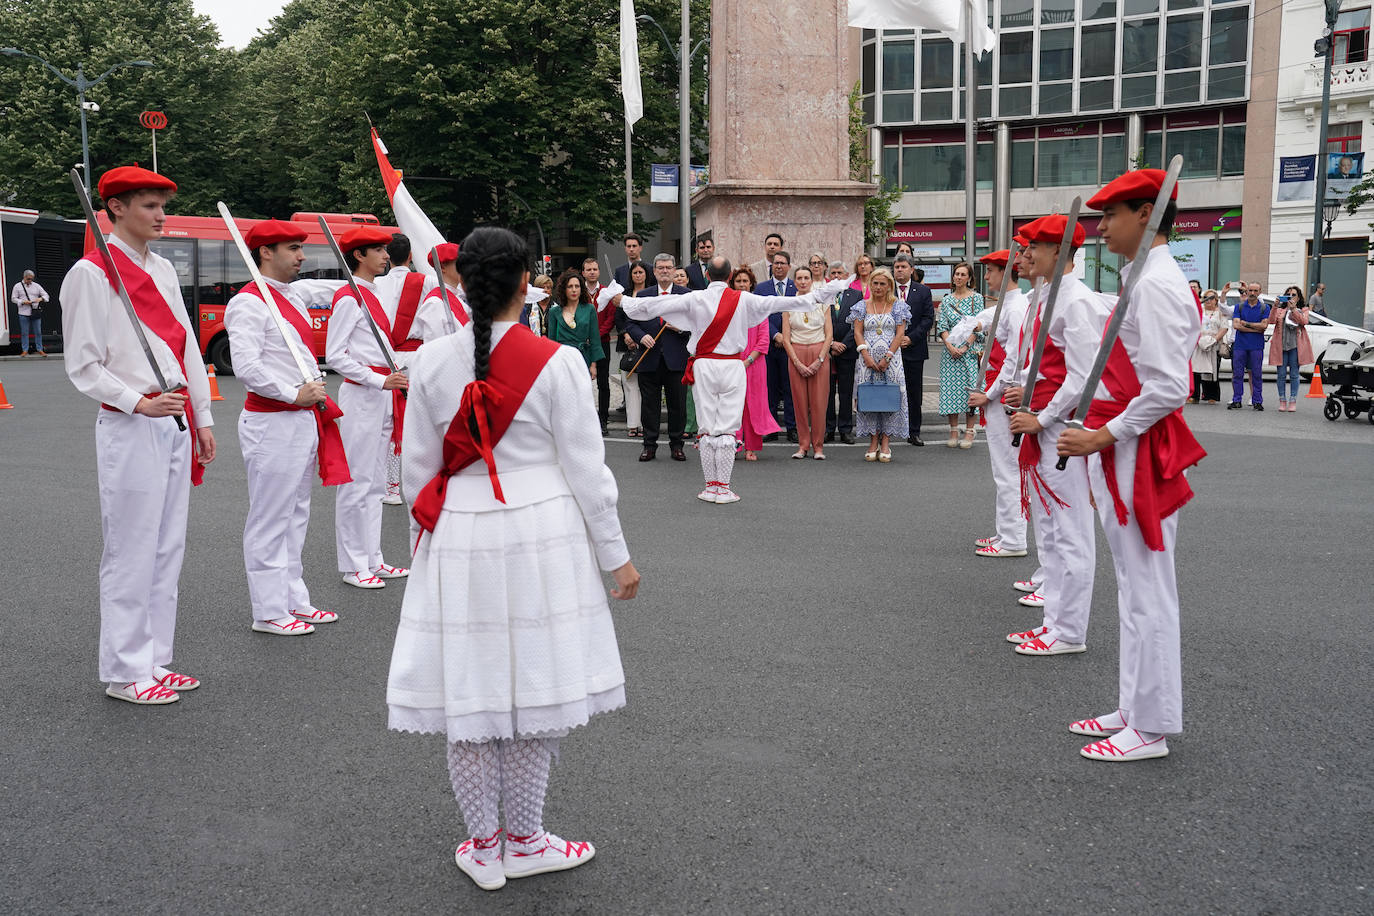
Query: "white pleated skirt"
386 492 626 744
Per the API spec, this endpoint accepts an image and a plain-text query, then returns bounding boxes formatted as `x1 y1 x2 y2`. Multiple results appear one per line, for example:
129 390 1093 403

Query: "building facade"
855 0 1272 296
1273 0 1374 330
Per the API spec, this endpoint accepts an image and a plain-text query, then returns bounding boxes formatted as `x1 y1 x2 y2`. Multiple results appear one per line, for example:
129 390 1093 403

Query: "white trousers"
691 359 746 435
95 410 191 683
984 405 1027 551
620 365 642 429
239 409 316 621
1088 439 1184 734
335 383 392 573
1030 421 1095 645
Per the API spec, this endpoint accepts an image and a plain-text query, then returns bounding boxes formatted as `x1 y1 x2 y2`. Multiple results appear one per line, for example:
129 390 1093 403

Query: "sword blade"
315 217 402 385
974 241 1024 384
70 169 186 432
430 246 458 337
217 202 322 391
1017 197 1083 417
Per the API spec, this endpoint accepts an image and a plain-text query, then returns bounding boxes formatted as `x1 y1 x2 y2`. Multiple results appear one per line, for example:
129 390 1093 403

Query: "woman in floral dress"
848 267 909 462
936 262 985 449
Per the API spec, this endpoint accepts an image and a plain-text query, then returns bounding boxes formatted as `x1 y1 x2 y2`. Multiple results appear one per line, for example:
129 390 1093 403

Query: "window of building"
1083 0 1117 20
1038 136 1100 186
1328 121 1363 154
1001 0 1034 28
1000 32 1033 83
1170 127 1219 177
1335 8 1371 64
1081 24 1117 77
1012 138 1036 187
1101 132 1128 180
1221 125 1246 175
1042 0 1076 24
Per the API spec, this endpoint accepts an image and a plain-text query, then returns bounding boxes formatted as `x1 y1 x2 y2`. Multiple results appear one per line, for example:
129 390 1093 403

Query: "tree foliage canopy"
0 0 708 243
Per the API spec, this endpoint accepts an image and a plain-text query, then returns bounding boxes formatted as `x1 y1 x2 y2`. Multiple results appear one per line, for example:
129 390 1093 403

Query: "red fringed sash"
410 325 561 535
84 247 204 486
1017 310 1070 517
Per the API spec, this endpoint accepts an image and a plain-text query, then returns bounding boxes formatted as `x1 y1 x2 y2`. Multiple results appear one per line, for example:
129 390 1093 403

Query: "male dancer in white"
61 165 215 704
411 242 469 342
622 256 844 503
1057 169 1205 761
325 226 410 588
225 219 348 635
1005 215 1111 656
969 249 1031 560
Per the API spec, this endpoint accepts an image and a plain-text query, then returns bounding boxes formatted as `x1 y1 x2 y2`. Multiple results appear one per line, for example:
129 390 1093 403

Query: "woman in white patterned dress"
849 267 910 462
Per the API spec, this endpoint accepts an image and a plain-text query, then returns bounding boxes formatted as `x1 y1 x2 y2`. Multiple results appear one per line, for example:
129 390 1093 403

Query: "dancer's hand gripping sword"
1011 196 1083 447
1054 155 1184 470
316 217 406 399
70 168 187 432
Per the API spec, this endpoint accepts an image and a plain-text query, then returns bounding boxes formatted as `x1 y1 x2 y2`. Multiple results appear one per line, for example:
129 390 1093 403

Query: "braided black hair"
456 227 529 384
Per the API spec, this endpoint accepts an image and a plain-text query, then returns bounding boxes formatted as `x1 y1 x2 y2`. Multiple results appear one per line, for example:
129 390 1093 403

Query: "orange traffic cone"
0 375 13 409
206 364 225 402
1305 365 1326 399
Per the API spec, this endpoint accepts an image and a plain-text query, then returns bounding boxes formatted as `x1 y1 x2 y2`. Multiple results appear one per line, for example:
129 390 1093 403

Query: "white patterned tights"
446 738 557 840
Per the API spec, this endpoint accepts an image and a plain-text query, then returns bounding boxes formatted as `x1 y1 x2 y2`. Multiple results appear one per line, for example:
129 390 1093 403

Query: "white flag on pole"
848 0 996 54
621 0 644 128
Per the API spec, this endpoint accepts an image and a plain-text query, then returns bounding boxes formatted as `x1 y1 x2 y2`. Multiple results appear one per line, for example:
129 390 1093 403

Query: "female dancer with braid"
386 227 641 891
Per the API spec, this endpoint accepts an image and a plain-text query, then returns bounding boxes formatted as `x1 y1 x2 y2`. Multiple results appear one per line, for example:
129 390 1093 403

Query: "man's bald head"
706 254 733 282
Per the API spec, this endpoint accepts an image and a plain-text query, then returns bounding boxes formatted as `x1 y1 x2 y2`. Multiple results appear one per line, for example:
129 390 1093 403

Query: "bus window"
150 238 196 313
197 238 227 305
221 241 251 298
300 243 346 282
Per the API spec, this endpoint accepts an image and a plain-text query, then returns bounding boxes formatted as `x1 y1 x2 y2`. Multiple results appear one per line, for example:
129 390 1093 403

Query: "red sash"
83 247 204 486
331 282 392 341
984 339 1006 387
235 281 352 486
333 283 404 447
683 288 742 385
411 325 562 534
344 366 405 448
390 272 428 352
426 285 470 326
1017 311 1071 516
1083 337 1206 552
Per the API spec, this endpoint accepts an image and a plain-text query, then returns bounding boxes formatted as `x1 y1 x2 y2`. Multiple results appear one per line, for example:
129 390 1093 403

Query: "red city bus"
92 210 399 375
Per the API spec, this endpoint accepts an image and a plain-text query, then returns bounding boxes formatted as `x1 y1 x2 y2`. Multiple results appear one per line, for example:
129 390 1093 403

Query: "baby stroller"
1320 338 1374 424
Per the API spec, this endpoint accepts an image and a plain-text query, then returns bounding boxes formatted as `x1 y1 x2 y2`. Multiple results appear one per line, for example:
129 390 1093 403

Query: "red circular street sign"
140 111 168 130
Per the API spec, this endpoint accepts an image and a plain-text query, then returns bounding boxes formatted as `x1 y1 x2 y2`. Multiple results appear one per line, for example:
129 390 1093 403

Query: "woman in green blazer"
549 268 604 378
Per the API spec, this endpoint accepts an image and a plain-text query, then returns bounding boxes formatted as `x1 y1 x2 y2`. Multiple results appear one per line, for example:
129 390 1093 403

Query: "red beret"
97 165 176 200
244 219 307 250
1012 232 1030 247
1087 169 1179 211
979 249 1011 268
435 242 459 262
338 225 393 254
1019 214 1086 248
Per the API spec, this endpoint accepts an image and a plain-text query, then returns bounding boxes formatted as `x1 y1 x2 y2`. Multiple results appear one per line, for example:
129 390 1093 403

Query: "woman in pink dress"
848 254 875 300
733 267 780 460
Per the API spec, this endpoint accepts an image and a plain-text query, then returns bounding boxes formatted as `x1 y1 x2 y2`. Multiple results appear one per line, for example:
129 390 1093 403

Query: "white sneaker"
713 486 741 504
342 571 385 589
455 832 506 891
1012 579 1040 593
697 486 718 503
976 543 1028 558
380 493 404 506
1069 712 1126 738
1014 635 1087 656
1080 729 1169 762
105 680 179 705
503 831 595 879
252 617 316 636
1017 590 1045 608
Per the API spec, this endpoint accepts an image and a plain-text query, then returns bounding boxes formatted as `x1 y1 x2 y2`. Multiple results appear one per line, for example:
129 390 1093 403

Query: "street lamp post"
0 48 154 195
1309 0 1341 289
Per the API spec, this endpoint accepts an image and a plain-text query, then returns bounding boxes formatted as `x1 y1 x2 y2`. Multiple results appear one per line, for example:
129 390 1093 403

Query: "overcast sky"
193 0 288 49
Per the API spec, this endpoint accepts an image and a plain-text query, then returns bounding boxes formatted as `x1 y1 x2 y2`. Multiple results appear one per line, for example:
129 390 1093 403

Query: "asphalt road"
0 358 1369 915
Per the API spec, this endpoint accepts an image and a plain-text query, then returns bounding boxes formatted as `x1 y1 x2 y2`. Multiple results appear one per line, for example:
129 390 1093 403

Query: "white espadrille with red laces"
1069 710 1127 737
1014 635 1087 656
342 571 385 589
975 535 998 547
713 486 740 504
455 830 506 891
154 667 199 691
1017 590 1046 608
503 831 595 879
1012 578 1039 593
291 607 339 624
106 680 179 705
976 543 1028 558
697 486 720 503
1006 625 1049 644
252 617 316 636
372 563 409 579
1080 728 1169 761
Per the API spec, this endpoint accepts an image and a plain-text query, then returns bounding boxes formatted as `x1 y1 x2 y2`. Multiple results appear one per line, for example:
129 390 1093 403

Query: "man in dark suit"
623 253 691 461
612 232 645 289
755 251 797 441
893 254 935 445
684 234 713 290
825 261 859 444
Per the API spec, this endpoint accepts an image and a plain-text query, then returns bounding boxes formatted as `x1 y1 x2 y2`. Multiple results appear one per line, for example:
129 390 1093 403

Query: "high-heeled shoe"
946 429 959 448
960 428 975 449
864 450 878 462
791 449 808 459
878 451 892 462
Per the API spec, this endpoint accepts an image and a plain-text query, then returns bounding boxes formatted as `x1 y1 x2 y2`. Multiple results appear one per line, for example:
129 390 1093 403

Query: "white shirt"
986 287 1030 401
11 279 49 316
324 277 398 388
1091 244 1200 442
1023 274 1112 428
401 322 629 571
60 235 213 424
622 279 844 356
224 277 317 403
412 283 470 342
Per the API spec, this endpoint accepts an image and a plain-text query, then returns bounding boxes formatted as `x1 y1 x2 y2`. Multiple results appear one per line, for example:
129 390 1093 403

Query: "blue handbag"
855 381 901 413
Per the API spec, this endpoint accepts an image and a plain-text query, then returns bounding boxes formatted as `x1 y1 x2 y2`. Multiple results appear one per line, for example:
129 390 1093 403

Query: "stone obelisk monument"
691 1 875 266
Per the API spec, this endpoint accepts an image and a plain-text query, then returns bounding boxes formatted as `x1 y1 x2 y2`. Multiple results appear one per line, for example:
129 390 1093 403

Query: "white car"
1217 295 1374 378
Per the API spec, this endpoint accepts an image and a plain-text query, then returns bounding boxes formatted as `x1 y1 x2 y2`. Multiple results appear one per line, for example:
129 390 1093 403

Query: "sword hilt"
1054 418 1089 471
1011 432 1022 447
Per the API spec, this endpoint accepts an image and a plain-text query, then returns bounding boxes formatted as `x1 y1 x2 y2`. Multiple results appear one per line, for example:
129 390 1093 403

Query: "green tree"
0 0 241 213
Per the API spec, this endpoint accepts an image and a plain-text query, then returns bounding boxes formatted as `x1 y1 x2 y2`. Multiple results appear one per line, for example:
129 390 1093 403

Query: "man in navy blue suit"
684 234 713 290
825 261 859 444
623 253 691 461
893 255 935 445
613 232 645 289
755 251 797 441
